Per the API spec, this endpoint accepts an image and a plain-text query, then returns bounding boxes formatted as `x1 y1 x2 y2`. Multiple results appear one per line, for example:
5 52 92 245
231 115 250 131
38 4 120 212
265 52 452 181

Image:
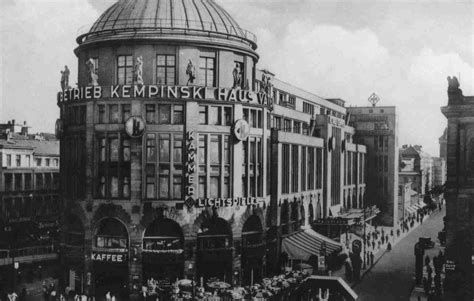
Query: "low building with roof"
0 120 60 293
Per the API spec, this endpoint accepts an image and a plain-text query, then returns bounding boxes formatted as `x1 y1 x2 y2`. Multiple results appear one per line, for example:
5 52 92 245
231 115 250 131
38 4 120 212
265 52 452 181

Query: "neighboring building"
441 77 474 299
348 106 399 226
58 0 368 298
0 121 60 292
400 145 433 196
439 127 447 161
398 182 412 221
432 157 446 187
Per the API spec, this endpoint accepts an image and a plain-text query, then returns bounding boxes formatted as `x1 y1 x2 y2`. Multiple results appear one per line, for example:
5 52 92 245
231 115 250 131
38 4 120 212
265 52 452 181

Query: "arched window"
95 218 128 249
143 218 183 252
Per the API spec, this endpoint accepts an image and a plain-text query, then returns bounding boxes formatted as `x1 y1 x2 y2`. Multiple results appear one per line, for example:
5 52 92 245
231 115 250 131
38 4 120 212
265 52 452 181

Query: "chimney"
12 119 16 125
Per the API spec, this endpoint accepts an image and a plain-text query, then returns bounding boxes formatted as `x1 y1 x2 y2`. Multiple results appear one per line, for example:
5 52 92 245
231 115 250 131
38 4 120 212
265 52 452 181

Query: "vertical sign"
185 131 197 208
69 270 76 291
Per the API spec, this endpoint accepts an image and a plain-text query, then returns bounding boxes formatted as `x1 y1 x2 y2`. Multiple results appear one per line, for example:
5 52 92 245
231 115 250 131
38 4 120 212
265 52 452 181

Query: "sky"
1 0 473 156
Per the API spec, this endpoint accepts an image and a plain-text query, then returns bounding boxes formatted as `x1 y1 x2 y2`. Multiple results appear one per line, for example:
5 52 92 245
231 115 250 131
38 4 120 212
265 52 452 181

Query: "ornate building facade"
441 77 474 300
57 0 367 298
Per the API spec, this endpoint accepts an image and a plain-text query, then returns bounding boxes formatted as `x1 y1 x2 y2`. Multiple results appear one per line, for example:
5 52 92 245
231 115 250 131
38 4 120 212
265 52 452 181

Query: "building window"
301 146 306 191
308 147 315 190
199 105 232 126
97 134 131 199
6 154 11 167
16 155 21 167
282 144 290 194
122 104 131 121
98 105 106 123
279 92 286 105
109 104 120 123
46 159 50 167
25 155 30 167
117 55 133 85
293 121 301 134
198 57 215 87
267 139 271 195
243 108 262 128
144 133 183 200
36 158 42 167
291 145 299 193
283 119 291 132
199 106 208 125
303 102 315 115
274 116 282 130
242 136 263 197
4 174 13 191
156 54 176 85
199 134 232 199
316 148 323 189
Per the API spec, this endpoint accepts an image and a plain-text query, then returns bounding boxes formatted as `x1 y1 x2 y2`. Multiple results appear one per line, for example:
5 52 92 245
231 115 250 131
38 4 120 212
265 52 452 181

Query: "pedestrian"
386 235 389 243
106 291 111 301
381 236 385 244
111 294 116 301
387 242 392 251
370 252 374 265
390 229 393 236
372 241 375 250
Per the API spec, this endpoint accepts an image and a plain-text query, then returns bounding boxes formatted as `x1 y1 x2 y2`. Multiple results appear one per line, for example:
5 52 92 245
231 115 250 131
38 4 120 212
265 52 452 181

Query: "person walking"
387 242 392 252
370 252 374 265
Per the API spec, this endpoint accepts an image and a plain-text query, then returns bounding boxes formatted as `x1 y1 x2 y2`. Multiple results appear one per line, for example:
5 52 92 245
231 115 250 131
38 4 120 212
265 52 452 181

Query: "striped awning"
281 229 342 261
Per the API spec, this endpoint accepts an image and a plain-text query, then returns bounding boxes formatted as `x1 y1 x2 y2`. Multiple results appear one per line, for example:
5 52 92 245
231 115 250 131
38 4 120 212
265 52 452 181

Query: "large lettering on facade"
58 85 271 107
185 131 197 209
91 252 127 263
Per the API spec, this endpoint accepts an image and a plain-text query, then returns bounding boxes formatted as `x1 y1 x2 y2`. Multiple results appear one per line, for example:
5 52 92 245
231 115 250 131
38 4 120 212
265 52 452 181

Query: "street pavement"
353 207 445 301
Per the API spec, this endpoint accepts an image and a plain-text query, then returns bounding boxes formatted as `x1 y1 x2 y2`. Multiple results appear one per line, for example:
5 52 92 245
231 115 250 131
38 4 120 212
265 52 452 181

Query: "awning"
297 276 358 301
281 229 342 261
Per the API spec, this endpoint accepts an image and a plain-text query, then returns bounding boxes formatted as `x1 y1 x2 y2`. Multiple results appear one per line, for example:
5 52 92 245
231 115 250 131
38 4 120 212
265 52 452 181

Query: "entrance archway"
197 217 232 283
142 218 184 286
241 215 264 285
93 218 129 299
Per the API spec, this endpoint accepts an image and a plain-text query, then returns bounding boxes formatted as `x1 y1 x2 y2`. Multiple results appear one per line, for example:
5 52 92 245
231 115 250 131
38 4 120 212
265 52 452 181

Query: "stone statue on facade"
86 59 99 86
186 59 196 85
60 65 70 90
447 76 464 104
134 56 144 85
232 63 242 89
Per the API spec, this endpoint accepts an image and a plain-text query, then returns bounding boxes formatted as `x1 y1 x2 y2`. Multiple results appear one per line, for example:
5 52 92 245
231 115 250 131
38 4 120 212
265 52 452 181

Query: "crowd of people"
422 251 445 300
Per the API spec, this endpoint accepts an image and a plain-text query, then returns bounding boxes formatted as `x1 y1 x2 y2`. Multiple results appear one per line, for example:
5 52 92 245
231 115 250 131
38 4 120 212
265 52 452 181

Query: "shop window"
96 134 131 199
198 57 215 87
117 55 133 85
96 218 128 249
156 54 176 85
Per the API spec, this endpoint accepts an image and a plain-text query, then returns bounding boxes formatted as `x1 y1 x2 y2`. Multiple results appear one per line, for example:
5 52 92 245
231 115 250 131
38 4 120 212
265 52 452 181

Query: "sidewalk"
332 209 437 288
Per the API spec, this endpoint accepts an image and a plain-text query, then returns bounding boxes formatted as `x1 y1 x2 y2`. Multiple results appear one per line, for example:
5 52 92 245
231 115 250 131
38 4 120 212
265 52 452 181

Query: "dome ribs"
205 0 230 34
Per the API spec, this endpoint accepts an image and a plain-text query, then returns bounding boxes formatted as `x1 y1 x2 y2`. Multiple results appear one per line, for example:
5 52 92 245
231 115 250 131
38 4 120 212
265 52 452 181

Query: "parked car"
419 237 435 249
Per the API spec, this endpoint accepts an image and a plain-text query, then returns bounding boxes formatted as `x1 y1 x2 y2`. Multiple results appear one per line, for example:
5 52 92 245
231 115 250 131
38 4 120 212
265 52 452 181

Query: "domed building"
58 0 368 299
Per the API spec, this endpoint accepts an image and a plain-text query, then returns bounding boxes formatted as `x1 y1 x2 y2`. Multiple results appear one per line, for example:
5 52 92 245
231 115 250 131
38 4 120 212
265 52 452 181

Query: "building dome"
77 0 257 50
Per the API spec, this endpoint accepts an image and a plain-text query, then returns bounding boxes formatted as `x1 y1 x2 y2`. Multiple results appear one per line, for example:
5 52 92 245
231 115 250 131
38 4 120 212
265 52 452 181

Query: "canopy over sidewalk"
281 229 342 261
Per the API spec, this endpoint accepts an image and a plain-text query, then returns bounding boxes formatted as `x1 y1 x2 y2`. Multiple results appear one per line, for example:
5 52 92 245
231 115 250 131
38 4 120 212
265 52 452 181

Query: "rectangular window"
274 116 282 130
117 55 133 85
303 102 315 115
209 106 221 125
224 107 232 126
308 148 315 190
109 104 120 123
173 105 184 124
25 155 30 167
316 148 323 189
156 54 176 85
6 154 11 167
158 104 171 124
98 105 106 123
199 105 208 125
122 104 131 122
293 121 301 134
198 57 215 87
282 144 290 194
292 145 299 193
301 146 306 191
284 119 291 132
146 104 156 124
16 155 21 167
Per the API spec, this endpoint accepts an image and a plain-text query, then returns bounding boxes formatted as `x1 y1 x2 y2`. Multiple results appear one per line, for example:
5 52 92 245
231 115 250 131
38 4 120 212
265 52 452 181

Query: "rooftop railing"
76 18 257 49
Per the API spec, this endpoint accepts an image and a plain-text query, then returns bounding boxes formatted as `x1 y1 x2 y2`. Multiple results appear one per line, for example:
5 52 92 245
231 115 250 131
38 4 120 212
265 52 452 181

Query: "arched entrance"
142 218 184 285
241 215 264 285
92 218 129 299
197 217 232 283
